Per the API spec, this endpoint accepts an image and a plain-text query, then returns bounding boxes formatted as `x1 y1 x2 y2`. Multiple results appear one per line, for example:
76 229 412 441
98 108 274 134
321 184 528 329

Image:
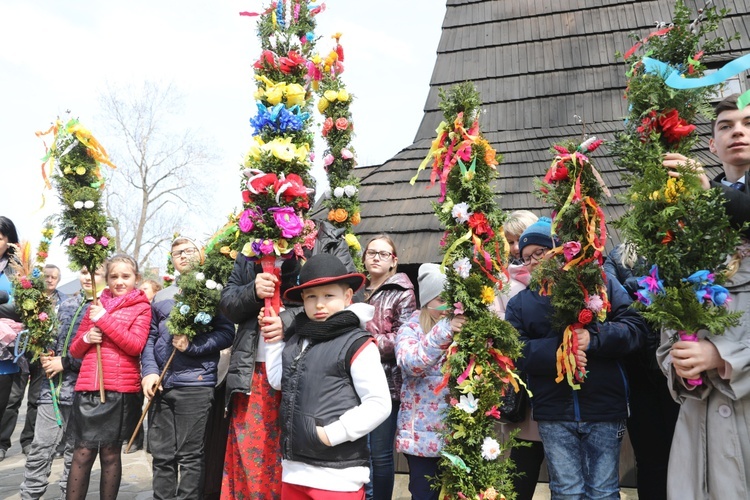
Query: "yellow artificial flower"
275 239 290 254
245 136 265 163
267 138 296 162
265 83 285 105
311 54 322 65
285 83 306 107
337 89 349 102
480 286 495 304
241 242 256 258
75 166 86 175
323 90 339 102
317 97 330 113
664 177 684 204
649 190 661 201
344 233 361 251
293 142 310 162
229 250 238 260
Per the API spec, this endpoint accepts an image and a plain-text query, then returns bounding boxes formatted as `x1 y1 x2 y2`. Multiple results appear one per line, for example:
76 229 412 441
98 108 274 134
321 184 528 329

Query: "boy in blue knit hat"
506 216 648 499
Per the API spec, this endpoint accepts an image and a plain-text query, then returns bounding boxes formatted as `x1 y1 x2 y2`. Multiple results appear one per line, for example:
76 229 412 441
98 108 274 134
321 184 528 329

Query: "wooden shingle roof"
353 0 750 264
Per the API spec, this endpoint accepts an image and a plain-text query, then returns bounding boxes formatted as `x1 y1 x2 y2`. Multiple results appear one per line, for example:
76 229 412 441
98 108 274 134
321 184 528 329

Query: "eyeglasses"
364 250 393 260
171 247 198 259
522 248 548 266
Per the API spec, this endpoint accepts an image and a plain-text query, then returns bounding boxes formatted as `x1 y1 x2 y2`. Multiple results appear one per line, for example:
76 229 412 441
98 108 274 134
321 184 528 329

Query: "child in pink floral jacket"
395 264 465 500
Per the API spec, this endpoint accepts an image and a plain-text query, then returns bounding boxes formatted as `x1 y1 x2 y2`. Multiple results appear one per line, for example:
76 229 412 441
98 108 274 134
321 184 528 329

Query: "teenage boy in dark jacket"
141 236 234 499
505 218 648 499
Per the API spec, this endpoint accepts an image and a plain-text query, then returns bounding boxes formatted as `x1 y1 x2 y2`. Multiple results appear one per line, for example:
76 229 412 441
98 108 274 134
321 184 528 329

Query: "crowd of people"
0 94 747 499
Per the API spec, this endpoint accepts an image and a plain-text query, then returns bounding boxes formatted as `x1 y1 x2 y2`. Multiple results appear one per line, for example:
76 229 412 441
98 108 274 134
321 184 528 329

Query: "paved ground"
0 402 638 499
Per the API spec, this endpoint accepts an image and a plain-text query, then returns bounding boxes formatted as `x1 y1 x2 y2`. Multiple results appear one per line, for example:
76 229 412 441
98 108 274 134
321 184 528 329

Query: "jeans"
537 420 625 500
19 404 74 500
148 386 214 500
366 399 398 500
404 454 440 500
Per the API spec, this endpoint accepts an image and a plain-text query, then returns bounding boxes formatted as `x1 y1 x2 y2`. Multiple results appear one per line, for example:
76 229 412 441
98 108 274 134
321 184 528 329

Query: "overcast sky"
0 0 445 281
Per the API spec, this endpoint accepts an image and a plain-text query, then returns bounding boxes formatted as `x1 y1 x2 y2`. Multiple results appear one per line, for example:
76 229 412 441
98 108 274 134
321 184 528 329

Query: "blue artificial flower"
636 265 665 295
31 268 41 278
683 270 715 285
634 289 654 306
179 304 190 315
697 284 730 306
201 313 212 325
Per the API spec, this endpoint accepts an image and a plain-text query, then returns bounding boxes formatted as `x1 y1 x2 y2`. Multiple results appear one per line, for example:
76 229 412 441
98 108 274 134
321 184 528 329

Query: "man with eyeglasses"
141 235 235 499
505 217 648 499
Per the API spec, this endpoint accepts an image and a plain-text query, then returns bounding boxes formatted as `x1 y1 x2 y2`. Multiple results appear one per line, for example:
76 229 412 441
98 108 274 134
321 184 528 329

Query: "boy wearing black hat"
265 253 391 499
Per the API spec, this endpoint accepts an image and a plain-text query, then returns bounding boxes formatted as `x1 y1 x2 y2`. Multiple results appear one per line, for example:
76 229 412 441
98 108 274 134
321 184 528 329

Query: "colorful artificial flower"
453 257 471 279
585 294 604 313
578 309 594 325
269 207 304 238
562 241 582 262
480 286 495 305
468 213 492 236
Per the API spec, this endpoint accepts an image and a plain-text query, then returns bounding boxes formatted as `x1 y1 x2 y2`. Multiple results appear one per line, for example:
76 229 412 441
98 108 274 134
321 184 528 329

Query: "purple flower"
269 207 303 239
99 237 109 246
259 239 275 255
83 236 96 245
239 209 256 233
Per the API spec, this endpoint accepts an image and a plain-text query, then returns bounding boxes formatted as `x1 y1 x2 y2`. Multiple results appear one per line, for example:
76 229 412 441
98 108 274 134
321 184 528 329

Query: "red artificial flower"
658 109 696 144
20 278 33 289
249 173 278 195
242 190 251 203
578 309 594 325
468 212 492 236
335 117 349 131
275 174 308 207
322 117 334 137
278 50 306 74
37 251 48 259
636 110 658 140
253 49 277 70
661 230 675 244
550 164 569 182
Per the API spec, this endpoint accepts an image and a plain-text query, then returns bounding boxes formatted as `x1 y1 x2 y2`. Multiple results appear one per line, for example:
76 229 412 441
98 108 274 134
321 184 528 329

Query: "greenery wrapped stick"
412 82 523 499
38 118 116 402
613 0 743 385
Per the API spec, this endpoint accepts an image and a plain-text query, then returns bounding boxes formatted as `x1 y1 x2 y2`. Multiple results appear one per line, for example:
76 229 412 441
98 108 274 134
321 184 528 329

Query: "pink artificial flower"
562 241 581 262
69 237 78 246
83 236 96 245
99 237 109 247
239 209 256 233
586 294 604 313
323 154 335 167
453 302 465 315
341 148 353 160
259 239 275 255
38 312 49 321
269 207 304 239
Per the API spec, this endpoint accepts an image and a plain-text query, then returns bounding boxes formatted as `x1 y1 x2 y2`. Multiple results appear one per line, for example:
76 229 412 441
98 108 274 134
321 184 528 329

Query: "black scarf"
292 310 361 341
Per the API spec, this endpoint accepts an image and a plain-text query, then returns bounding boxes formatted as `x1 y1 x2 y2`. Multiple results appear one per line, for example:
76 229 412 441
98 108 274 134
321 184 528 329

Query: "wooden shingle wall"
351 0 750 265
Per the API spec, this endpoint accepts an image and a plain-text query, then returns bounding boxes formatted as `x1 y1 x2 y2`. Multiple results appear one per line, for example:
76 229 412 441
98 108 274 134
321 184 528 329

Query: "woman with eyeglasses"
361 235 416 500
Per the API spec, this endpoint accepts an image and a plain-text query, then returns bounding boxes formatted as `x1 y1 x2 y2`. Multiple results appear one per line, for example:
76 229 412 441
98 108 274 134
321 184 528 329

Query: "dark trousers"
0 362 43 451
0 373 14 426
510 439 546 500
148 386 214 500
626 364 680 500
404 454 440 500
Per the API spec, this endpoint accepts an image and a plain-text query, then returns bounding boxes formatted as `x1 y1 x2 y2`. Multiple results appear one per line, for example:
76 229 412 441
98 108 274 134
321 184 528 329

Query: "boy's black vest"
280 311 371 469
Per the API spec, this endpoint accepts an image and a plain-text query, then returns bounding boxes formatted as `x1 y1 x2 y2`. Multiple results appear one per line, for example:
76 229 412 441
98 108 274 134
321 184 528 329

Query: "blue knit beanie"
518 216 554 256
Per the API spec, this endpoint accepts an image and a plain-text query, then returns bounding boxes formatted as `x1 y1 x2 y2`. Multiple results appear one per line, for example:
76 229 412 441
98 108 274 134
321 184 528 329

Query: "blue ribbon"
642 54 750 108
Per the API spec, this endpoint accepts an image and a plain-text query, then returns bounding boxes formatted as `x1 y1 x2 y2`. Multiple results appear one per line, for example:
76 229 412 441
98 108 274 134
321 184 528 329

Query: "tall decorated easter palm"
412 82 523 499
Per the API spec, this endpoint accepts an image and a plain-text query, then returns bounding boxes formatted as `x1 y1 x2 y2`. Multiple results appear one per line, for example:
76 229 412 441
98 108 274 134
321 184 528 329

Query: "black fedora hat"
283 253 366 303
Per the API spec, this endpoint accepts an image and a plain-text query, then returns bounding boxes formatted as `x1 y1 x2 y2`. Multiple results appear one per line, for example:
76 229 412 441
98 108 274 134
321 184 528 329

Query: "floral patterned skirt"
221 363 282 500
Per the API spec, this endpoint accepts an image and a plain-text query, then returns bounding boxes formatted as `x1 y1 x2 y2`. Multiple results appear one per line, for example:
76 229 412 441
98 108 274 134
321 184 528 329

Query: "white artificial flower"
83 200 95 209
453 257 471 279
73 201 84 209
333 186 345 198
451 202 473 224
205 279 217 290
481 436 501 460
343 185 357 197
215 284 224 292
455 393 478 414
194 272 205 281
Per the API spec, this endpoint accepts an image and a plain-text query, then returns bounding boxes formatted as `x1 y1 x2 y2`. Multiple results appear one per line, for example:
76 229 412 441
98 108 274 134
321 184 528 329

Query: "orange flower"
327 209 336 221
333 208 348 223
350 212 361 225
661 230 674 244
335 117 349 131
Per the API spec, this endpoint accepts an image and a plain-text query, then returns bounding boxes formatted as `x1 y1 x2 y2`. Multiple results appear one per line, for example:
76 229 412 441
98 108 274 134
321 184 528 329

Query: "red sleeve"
94 302 152 356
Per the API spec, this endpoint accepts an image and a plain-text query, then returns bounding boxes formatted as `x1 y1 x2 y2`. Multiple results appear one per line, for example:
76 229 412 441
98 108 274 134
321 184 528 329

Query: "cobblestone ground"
0 403 638 499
